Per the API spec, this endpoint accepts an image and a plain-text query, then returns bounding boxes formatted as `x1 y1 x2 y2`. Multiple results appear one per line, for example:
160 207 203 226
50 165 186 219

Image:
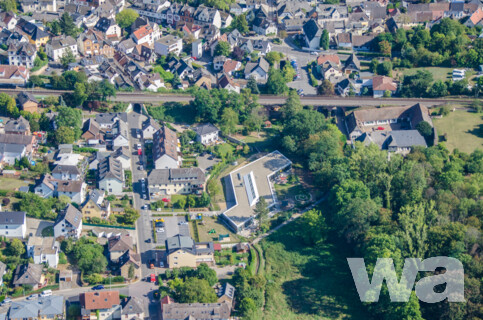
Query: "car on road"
143 204 149 210
311 51 318 55
157 228 165 233
137 143 141 149
297 89 304 96
141 178 145 183
2 298 11 304
40 290 52 297
159 261 164 268
178 221 188 225
145 238 152 243
143 194 147 200
92 285 104 290
142 184 146 192
138 165 143 170
27 294 39 300
136 129 141 138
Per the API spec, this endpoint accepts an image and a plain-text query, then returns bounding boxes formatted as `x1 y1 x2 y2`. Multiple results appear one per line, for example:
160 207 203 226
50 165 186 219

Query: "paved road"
0 88 473 106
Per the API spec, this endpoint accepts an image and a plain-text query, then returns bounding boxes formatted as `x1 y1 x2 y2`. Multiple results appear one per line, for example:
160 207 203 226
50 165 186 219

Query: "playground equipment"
196 213 203 220
218 234 229 241
208 229 216 234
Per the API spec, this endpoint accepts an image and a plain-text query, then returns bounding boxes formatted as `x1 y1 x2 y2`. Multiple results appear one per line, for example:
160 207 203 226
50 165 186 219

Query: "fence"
83 223 135 230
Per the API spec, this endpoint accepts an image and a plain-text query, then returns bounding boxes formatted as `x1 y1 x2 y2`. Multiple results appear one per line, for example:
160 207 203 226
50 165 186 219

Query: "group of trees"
190 88 265 135
54 106 83 144
47 13 82 38
161 263 218 303
62 237 108 275
18 193 71 220
374 18 482 68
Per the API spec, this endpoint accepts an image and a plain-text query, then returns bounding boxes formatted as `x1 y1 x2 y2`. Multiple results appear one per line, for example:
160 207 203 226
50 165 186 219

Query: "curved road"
0 88 474 106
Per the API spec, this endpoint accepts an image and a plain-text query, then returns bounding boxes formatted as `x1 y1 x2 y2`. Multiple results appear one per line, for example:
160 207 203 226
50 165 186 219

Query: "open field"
260 219 371 320
433 110 483 153
399 67 453 82
0 177 30 190
191 216 240 243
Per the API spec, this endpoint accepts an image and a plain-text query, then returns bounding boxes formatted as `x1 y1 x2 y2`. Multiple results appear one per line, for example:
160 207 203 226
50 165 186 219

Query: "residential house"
19 0 57 12
8 42 36 68
130 44 156 64
120 297 144 319
52 165 82 181
147 167 205 198
222 59 242 76
154 35 183 57
192 40 203 59
166 235 215 268
54 204 83 239
9 296 64 320
465 8 483 27
110 120 129 148
356 130 427 155
17 91 39 113
345 103 433 140
153 126 180 169
337 78 361 96
111 146 131 170
4 116 30 135
13 263 44 290
95 17 121 38
0 133 35 164
0 261 6 286
131 24 157 46
46 35 79 61
137 73 164 92
80 291 121 320
0 211 26 238
344 53 361 75
142 118 160 140
218 74 240 93
252 39 271 55
194 5 222 28
81 189 111 220
82 119 103 142
193 123 220 145
17 21 49 48
217 282 235 305
34 174 57 198
0 65 29 86
107 234 134 262
336 32 352 49
117 38 136 54
303 19 322 50
0 12 18 30
244 57 269 82
320 61 343 81
27 237 60 268
57 180 87 204
352 34 374 51
213 56 227 71
372 75 397 97
98 157 124 195
253 16 277 35
95 112 128 129
77 29 114 57
161 300 231 320
119 250 141 280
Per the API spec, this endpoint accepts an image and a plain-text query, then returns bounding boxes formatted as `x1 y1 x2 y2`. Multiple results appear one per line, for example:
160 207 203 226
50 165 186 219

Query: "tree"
116 8 139 29
55 126 75 144
266 68 288 94
428 80 448 97
175 278 217 303
220 107 238 134
56 106 82 129
317 80 335 96
187 195 196 208
98 80 116 101
231 46 245 61
197 192 211 207
195 263 218 286
214 41 231 57
0 0 18 12
265 52 282 66
416 121 432 139
48 20 61 36
232 14 249 33
244 107 264 135
121 207 140 225
320 29 329 50
247 77 259 94
370 58 378 73
73 82 88 107
0 92 19 117
176 197 186 209
128 264 135 279
72 239 108 274
7 239 25 256
254 197 269 223
59 12 78 37
376 60 392 76
60 48 76 68
300 209 328 245
282 65 296 82
378 40 392 55
401 70 433 97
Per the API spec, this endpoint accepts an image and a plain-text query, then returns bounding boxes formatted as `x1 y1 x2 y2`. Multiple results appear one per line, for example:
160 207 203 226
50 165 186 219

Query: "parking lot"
154 216 191 244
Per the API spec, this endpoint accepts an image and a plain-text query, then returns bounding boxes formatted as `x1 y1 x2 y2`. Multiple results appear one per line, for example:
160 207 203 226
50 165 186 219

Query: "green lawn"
0 177 30 191
260 220 371 320
147 102 196 125
400 67 453 82
193 216 239 243
216 143 235 158
434 110 483 153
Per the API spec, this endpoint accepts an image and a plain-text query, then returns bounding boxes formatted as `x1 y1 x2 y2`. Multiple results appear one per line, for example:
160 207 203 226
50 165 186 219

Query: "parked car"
3 298 12 304
27 294 39 300
159 261 164 268
143 194 147 200
150 274 156 283
145 238 152 243
311 51 318 55
138 165 143 170
40 290 52 297
157 228 165 233
178 221 188 225
92 285 104 290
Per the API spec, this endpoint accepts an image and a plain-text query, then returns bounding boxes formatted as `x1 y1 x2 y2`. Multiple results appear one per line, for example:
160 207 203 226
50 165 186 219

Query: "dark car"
92 285 104 290
145 238 152 243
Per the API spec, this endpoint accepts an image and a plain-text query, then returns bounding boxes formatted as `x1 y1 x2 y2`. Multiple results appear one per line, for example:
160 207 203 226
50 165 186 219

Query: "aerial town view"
0 0 480 318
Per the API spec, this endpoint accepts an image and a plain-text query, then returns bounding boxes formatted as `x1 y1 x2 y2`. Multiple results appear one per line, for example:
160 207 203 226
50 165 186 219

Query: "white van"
40 290 52 297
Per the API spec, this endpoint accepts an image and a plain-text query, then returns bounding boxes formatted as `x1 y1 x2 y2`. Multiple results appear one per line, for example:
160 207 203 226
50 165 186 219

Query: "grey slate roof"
387 130 427 148
162 302 231 320
13 263 42 286
166 235 194 251
303 19 322 42
49 35 76 50
4 116 29 133
148 167 205 186
17 91 38 105
9 296 64 319
95 113 128 125
193 123 219 136
52 165 81 175
121 297 143 316
0 211 25 225
55 204 82 229
98 157 123 182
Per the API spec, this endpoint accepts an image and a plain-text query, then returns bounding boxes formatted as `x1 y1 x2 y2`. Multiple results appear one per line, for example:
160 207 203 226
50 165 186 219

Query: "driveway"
197 154 220 171
155 216 190 244
26 218 53 237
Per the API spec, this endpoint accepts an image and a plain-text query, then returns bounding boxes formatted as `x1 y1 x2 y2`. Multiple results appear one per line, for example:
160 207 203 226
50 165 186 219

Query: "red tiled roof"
223 59 240 73
81 291 120 310
213 243 222 251
373 75 397 91
470 8 483 25
133 25 152 40
317 54 340 66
